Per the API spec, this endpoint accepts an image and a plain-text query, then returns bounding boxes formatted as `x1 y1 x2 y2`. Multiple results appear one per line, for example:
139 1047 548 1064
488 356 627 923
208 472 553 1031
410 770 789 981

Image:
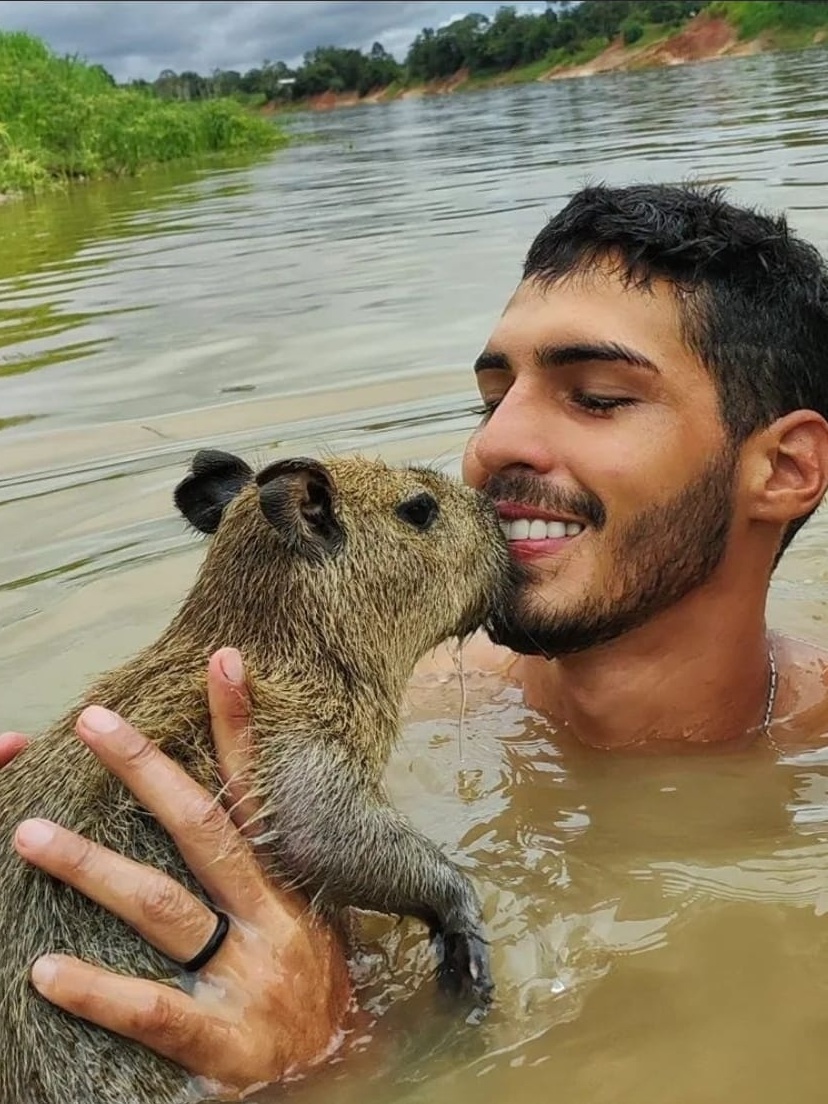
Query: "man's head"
463 182 828 657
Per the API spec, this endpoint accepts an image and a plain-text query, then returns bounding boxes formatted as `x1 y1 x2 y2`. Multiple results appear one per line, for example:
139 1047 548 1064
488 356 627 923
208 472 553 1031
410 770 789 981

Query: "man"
4 182 828 1094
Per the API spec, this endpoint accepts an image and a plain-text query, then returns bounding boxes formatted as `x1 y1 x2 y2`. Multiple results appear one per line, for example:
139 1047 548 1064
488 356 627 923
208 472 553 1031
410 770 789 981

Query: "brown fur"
0 449 515 1104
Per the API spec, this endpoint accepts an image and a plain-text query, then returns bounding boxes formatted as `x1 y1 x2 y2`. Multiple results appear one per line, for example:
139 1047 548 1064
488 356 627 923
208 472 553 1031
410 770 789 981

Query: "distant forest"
125 1 828 102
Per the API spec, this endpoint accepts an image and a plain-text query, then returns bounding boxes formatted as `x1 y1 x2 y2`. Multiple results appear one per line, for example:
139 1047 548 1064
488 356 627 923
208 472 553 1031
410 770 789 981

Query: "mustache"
483 473 606 530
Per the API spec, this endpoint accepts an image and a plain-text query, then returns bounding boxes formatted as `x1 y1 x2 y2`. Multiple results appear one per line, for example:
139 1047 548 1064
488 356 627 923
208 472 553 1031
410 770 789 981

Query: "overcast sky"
0 1 549 82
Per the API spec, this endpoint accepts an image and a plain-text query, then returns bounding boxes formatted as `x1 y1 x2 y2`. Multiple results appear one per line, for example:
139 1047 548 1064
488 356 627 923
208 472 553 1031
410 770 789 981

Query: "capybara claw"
434 929 495 1012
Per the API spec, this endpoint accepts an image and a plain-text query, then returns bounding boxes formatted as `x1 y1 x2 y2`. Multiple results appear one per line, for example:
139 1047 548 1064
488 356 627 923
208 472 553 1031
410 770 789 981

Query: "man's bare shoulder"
773 631 828 745
411 632 519 685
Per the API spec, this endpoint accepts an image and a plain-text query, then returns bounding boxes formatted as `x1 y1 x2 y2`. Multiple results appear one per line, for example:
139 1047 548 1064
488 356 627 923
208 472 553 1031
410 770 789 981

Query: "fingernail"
15 819 55 850
31 956 59 991
80 705 120 735
219 648 244 685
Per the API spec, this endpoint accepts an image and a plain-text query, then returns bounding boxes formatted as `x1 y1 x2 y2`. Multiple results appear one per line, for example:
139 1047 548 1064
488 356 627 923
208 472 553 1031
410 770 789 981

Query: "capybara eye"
396 493 439 531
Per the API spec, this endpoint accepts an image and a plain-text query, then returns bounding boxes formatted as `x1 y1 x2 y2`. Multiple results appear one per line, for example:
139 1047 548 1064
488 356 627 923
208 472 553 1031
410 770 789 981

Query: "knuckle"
211 688 250 726
219 713 250 742
119 729 159 773
177 794 229 842
62 834 100 880
136 990 194 1045
135 875 190 928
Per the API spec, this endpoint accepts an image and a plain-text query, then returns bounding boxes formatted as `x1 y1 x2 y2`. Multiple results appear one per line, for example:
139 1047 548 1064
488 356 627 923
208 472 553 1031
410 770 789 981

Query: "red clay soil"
645 12 744 64
399 67 471 99
544 13 757 81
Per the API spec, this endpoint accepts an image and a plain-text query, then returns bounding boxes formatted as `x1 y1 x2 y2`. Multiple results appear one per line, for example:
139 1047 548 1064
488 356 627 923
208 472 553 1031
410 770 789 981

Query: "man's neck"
514 598 774 751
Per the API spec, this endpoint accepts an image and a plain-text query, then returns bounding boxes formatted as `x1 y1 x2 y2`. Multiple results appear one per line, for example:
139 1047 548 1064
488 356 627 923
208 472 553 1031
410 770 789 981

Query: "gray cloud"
0 1 547 82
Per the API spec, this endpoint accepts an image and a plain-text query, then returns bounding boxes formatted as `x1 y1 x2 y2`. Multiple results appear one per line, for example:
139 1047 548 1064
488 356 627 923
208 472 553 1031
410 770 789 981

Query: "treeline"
407 0 699 79
127 0 828 104
138 1 703 104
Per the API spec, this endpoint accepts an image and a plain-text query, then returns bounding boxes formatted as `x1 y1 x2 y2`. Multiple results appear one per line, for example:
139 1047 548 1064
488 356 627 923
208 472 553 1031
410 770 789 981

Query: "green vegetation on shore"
708 1 828 44
138 1 828 109
0 31 286 197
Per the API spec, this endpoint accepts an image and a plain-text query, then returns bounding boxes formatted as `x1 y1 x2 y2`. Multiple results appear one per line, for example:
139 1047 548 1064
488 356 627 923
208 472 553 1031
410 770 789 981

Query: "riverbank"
0 31 287 200
284 8 828 113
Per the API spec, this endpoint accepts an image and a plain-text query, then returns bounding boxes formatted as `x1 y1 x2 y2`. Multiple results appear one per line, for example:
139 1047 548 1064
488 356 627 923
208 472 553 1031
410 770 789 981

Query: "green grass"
0 31 288 196
466 53 565 87
631 22 677 49
544 36 623 72
450 37 617 91
708 1 828 41
375 78 408 99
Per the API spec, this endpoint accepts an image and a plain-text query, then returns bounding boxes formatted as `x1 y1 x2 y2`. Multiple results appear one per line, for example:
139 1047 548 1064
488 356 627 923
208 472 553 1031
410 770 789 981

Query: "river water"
4 46 828 1104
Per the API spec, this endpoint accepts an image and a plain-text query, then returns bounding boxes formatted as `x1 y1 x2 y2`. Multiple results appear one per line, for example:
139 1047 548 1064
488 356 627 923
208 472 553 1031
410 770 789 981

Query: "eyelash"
571 390 638 415
471 392 638 421
470 401 499 420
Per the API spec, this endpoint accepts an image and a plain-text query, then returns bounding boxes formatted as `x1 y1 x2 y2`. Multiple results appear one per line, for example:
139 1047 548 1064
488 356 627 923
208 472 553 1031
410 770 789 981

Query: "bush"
623 21 646 45
0 30 287 195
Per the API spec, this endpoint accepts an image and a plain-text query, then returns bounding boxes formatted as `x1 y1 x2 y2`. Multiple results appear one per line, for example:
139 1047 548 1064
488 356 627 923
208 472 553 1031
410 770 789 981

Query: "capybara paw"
433 928 495 1012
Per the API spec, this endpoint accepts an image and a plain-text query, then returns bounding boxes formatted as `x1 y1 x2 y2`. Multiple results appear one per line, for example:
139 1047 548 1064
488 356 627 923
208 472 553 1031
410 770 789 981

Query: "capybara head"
173 449 514 670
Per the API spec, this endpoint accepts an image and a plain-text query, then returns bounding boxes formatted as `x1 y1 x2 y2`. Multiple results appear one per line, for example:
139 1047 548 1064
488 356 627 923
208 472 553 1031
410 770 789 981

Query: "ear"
174 449 254 535
744 411 828 526
256 457 345 562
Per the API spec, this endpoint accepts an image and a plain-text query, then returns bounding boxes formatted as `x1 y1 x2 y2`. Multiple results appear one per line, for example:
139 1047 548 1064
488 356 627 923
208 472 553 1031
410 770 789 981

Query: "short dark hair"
523 182 828 554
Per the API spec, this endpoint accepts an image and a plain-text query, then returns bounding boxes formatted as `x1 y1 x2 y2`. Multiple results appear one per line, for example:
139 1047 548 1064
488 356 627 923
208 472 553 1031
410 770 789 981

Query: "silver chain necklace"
762 639 779 738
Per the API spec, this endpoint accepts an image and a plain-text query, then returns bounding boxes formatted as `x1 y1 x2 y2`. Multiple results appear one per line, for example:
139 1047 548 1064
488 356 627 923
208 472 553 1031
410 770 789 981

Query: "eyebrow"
473 341 660 375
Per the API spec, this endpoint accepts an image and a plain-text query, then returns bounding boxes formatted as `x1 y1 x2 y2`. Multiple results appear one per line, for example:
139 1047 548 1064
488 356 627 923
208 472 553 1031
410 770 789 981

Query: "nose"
462 381 561 488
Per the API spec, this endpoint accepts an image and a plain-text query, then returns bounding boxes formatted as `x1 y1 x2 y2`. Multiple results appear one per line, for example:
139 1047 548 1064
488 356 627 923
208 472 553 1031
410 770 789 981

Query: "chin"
485 593 558 657
485 583 629 658
484 621 549 657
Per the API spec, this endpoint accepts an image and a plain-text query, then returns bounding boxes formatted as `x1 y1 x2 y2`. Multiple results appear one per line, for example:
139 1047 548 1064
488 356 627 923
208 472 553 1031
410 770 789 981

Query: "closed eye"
396 493 439 531
470 400 500 422
572 391 638 415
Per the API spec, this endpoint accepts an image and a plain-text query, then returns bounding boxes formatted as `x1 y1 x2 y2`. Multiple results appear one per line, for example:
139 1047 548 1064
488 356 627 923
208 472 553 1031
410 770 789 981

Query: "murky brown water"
4 46 828 1104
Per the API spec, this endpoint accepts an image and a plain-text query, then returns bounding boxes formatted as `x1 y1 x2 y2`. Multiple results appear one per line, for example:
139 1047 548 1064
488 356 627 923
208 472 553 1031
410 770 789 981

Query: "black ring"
180 909 231 973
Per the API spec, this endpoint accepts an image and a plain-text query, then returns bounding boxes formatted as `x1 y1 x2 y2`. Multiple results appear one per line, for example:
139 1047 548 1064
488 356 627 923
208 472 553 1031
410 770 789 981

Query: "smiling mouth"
499 518 585 541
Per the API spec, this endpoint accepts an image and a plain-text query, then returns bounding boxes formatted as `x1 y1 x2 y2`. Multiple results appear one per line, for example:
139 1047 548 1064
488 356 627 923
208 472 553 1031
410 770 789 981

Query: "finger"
29 955 237 1080
14 819 219 966
73 705 269 921
207 649 260 835
0 731 28 768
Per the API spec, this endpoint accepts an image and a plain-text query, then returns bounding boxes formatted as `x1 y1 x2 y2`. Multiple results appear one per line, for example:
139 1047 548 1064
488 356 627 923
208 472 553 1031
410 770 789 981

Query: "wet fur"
0 451 513 1104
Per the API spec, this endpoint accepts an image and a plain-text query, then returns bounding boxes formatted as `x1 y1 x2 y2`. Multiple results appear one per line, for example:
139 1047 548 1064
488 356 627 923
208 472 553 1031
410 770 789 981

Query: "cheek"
591 430 706 512
461 429 486 490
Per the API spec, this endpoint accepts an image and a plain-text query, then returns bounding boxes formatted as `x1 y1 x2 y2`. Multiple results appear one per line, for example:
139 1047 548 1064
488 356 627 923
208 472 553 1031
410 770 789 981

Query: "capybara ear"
174 449 254 535
256 457 345 561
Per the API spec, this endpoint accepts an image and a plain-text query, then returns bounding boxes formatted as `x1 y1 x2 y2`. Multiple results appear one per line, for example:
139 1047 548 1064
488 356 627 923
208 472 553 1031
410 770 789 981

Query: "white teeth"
501 518 585 541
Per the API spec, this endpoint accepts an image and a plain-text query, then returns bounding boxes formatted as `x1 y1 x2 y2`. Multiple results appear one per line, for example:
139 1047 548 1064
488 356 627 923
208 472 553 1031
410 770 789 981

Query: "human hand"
0 730 28 767
12 649 352 1096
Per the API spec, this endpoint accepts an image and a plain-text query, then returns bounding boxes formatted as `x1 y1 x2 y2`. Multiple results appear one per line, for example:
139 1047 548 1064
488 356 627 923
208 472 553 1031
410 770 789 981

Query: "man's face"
462 264 740 656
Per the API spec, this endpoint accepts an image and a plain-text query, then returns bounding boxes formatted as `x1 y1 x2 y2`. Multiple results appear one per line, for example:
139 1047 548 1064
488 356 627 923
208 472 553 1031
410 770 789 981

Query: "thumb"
207 649 260 837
